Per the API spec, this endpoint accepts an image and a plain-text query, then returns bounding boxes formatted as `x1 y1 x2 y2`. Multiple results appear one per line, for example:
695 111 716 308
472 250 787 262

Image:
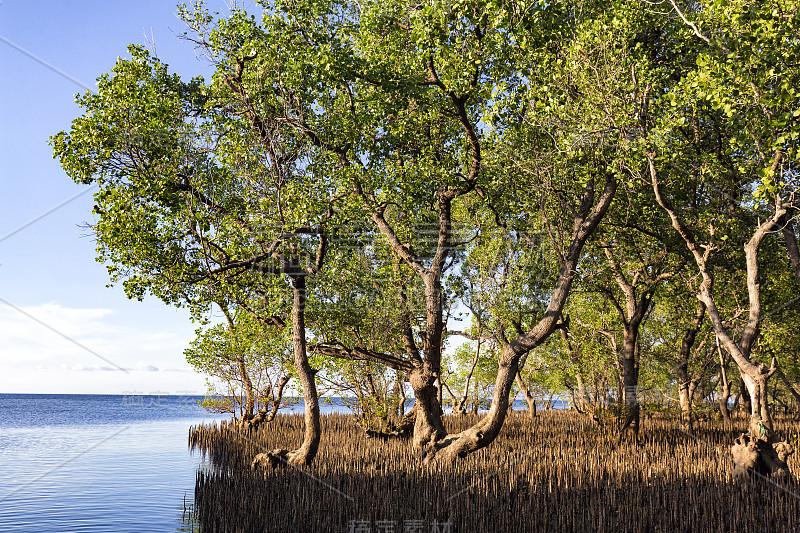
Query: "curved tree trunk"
240 374 291 431
648 152 793 477
427 173 617 462
251 275 320 468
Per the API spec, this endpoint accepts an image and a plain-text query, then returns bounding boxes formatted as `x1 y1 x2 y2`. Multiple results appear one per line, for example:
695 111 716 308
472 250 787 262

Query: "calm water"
0 394 219 533
0 394 542 532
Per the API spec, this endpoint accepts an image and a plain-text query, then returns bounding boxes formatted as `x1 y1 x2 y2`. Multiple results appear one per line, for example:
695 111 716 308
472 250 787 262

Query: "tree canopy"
54 0 800 470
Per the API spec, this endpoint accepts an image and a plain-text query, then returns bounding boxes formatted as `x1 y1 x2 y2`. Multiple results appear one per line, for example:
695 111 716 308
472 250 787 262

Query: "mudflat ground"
190 411 800 532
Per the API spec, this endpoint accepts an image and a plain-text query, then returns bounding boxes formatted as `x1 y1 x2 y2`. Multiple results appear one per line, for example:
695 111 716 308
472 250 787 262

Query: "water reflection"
177 495 200 533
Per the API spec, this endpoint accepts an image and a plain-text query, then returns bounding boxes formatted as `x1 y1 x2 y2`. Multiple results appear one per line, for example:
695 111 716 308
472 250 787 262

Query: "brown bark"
600 243 665 442
430 172 617 462
738 377 752 415
782 216 800 282
619 327 641 441
240 374 291 431
286 275 321 465
676 302 706 425
408 366 447 457
716 338 732 424
515 371 537 418
251 275 320 468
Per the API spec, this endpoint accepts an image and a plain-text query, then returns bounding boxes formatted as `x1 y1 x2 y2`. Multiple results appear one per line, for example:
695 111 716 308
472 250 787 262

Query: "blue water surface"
0 394 544 532
0 394 219 533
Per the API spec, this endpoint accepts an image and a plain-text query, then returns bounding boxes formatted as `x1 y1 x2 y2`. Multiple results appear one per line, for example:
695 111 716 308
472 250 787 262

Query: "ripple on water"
0 395 218 533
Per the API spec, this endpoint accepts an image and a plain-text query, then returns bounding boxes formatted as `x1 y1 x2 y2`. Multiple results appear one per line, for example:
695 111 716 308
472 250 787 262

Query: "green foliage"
185 311 294 416
52 0 800 421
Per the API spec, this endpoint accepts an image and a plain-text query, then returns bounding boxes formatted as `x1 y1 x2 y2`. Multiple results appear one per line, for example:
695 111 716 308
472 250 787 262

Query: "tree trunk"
599 242 660 442
219 303 257 423
442 381 460 413
515 371 537 418
238 355 256 419
251 275 320 469
677 375 691 423
455 338 481 415
574 371 590 412
408 271 448 457
408 172 615 462
741 371 773 437
559 327 590 411
717 343 732 424
287 275 321 465
782 217 800 282
408 367 446 458
732 370 795 477
242 374 291 431
739 377 752 415
436 374 444 416
677 302 705 426
648 152 793 477
619 326 640 442
775 366 800 419
394 372 406 418
717 381 731 423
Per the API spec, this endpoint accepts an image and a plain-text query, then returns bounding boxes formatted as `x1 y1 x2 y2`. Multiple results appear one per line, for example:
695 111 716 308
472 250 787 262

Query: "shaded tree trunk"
775 366 800 419
717 339 732 424
739 377 752 416
619 326 641 441
600 241 663 443
781 216 800 282
676 303 706 426
560 327 591 411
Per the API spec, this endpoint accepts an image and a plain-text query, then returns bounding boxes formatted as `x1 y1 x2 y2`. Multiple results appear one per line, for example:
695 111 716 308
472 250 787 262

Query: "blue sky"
0 1 250 394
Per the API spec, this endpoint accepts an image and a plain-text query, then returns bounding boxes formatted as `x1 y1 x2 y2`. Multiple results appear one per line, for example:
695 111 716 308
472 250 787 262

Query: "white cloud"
0 301 204 393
